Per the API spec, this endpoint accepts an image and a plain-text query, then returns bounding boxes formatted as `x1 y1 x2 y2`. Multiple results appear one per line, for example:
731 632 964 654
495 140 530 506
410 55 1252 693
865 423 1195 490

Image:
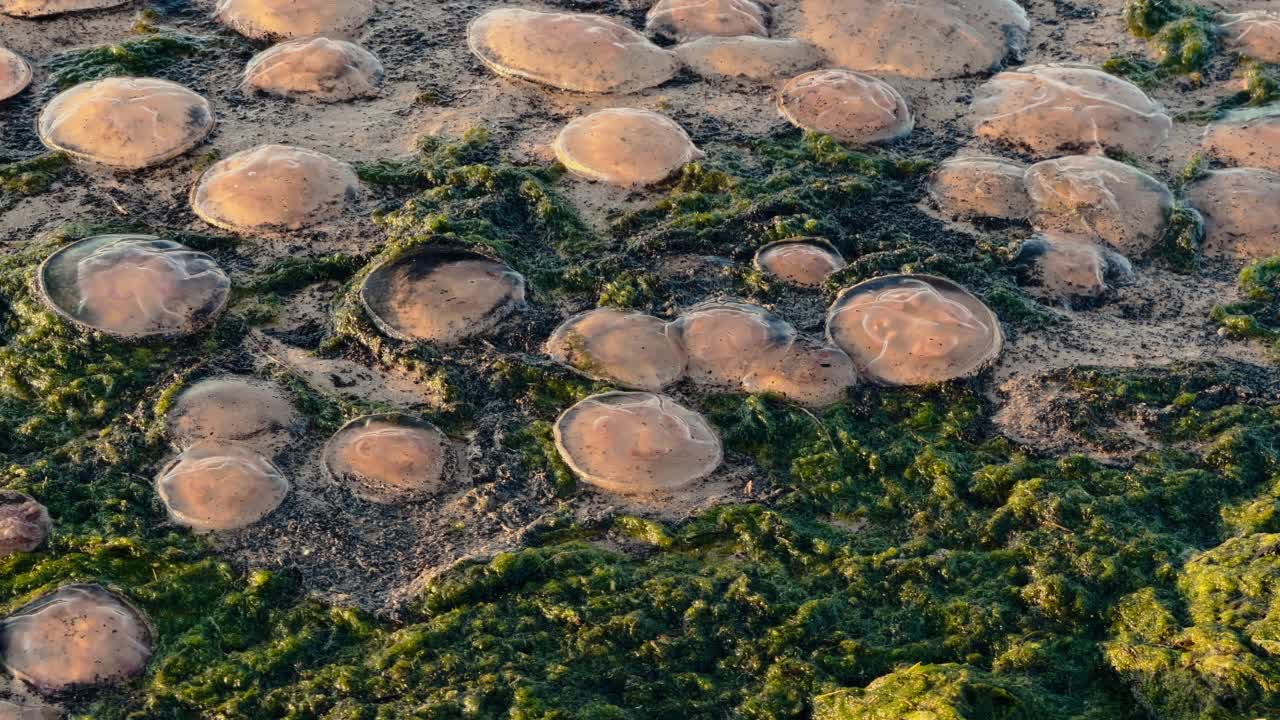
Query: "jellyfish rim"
35 233 231 341
321 412 453 505
824 273 1004 386
36 77 216 169
0 583 154 693
552 390 724 494
357 245 527 345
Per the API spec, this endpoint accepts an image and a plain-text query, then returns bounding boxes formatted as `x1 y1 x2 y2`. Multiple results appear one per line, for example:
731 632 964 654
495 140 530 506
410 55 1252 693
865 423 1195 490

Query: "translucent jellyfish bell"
553 109 704 187
323 414 450 504
554 392 722 494
791 0 1029 79
215 0 374 41
971 64 1172 157
0 47 31 102
190 144 362 233
0 585 152 693
674 36 823 83
1016 232 1133 300
156 442 289 532
645 0 767 42
37 234 230 340
166 376 299 450
671 301 797 387
1184 168 1280 259
753 238 846 287
467 8 679 94
1024 155 1173 257
243 37 384 102
741 338 857 407
37 78 214 170
826 274 1003 386
1 0 130 17
545 308 687 391
1219 11 1280 63
0 491 51 558
927 156 1031 221
778 69 913 146
1202 108 1280 173
360 247 526 345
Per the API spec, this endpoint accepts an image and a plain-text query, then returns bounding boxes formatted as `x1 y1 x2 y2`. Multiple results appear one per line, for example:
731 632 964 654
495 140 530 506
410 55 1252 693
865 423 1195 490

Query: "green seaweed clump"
813 663 1038 720
240 253 365 296
1242 61 1280 106
47 33 210 88
1122 0 1216 73
1105 534 1280 720
0 153 70 197
1212 257 1280 356
1124 0 1190 37
1101 55 1167 88
358 128 596 284
1158 203 1204 271
1152 17 1214 72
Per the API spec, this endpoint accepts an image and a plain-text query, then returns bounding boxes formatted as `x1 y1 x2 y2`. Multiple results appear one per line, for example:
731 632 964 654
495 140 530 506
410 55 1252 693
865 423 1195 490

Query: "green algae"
0 153 70 198
1101 55 1170 88
1241 61 1280 106
51 365 1268 719
47 33 211 88
1124 0 1191 37
241 253 365 296
1121 0 1217 75
1105 534 1280 719
814 663 1038 720
1212 257 1280 357
4 132 1280 720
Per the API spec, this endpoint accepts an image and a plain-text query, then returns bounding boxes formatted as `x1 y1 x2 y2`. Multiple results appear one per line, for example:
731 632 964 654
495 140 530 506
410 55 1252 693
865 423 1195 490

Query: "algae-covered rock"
813 663 1037 720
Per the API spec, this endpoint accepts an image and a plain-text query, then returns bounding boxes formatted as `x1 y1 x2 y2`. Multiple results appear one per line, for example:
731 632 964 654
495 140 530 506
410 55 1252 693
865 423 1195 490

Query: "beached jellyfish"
1024 155 1173 257
38 78 213 170
1202 107 1280 173
789 0 1029 79
190 144 361 233
753 238 846 287
1015 232 1133 300
156 442 289 531
645 0 767 42
467 8 679 93
0 492 51 557
243 37 383 102
545 308 687 391
1184 168 1280 259
1219 11 1280 63
166 376 299 449
826 274 1003 385
674 36 823 82
741 338 857 407
927 156 1031 221
0 47 31 102
554 392 722 493
323 414 449 504
971 64 1172 157
215 0 373 41
553 109 704 187
0 699 60 720
778 69 913 146
1 0 129 17
360 246 526 345
37 234 230 340
0 585 151 693
671 301 796 387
